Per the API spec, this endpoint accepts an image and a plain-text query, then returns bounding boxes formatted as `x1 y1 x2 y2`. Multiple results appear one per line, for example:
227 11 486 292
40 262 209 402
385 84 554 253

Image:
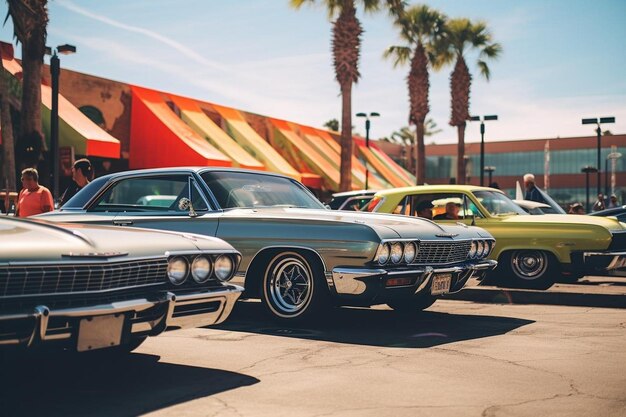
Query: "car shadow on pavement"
0 351 259 417
215 301 534 349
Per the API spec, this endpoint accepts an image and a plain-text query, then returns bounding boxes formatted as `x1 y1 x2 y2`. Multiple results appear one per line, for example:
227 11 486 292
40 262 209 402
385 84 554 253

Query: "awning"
210 104 306 183
2 43 120 158
168 94 264 171
129 86 231 169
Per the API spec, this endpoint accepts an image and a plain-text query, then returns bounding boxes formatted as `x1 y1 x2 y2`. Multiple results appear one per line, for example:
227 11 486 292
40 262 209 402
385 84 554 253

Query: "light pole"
582 116 615 196
470 114 498 186
606 151 622 197
46 43 77 201
484 166 496 186
356 112 380 190
582 165 598 213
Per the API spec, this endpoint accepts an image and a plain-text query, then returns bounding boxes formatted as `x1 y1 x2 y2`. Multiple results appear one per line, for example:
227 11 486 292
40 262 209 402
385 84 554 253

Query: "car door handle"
113 220 133 226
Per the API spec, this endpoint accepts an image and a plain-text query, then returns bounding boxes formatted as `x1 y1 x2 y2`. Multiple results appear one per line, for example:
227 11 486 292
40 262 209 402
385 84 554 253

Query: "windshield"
201 171 326 210
473 190 528 216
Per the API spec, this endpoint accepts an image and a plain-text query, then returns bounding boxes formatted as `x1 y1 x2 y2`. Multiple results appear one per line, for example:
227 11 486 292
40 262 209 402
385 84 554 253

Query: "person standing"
59 158 93 207
523 173 547 204
15 168 54 217
592 193 606 212
608 194 619 208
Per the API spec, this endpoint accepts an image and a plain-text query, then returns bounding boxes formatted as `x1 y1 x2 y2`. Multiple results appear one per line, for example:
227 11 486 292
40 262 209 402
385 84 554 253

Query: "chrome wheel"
511 250 548 280
264 253 314 318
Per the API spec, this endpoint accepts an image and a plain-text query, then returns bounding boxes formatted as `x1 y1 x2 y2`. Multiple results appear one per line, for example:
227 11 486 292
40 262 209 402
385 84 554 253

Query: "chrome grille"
413 240 471 265
0 258 168 297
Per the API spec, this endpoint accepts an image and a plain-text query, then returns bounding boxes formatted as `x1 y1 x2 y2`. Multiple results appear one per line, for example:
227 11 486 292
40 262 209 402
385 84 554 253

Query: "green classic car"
38 168 497 320
368 185 626 289
0 216 242 353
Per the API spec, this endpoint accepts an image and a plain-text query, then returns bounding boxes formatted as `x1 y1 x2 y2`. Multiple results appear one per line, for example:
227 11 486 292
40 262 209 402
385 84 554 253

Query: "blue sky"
1 0 625 144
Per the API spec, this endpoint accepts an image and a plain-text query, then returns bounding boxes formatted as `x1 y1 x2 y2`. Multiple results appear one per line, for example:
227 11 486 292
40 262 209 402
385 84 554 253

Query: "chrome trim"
331 260 498 296
164 249 240 257
0 283 164 301
332 268 387 295
583 251 626 270
3 255 165 267
0 286 243 348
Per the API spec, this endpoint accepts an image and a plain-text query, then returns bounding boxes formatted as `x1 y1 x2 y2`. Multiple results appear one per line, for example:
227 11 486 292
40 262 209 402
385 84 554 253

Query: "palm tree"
0 54 17 193
291 0 396 191
384 4 445 185
433 18 501 184
6 0 49 168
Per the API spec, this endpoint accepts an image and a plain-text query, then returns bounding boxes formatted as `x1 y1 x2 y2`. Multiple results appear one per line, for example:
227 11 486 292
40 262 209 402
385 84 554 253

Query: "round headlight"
469 241 478 258
390 242 403 264
377 243 391 265
167 256 188 285
191 255 212 283
476 241 485 258
404 242 417 264
483 240 492 257
214 255 234 281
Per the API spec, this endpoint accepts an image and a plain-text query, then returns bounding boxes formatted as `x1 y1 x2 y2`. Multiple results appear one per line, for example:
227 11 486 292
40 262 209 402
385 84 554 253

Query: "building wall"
43 66 132 159
376 135 626 206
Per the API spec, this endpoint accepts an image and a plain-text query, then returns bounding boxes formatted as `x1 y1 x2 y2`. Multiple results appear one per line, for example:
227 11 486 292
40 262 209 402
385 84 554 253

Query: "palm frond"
383 45 412 67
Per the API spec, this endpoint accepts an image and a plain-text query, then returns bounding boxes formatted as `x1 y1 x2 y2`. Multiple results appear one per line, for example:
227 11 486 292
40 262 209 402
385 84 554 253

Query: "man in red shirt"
15 168 54 217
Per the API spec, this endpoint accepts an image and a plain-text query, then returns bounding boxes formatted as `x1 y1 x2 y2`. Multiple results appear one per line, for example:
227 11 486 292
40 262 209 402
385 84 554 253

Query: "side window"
90 175 208 212
464 195 484 219
392 195 411 215
430 193 464 220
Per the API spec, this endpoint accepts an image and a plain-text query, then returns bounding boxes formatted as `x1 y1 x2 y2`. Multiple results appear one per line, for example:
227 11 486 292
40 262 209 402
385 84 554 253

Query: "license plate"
431 273 452 295
77 314 124 352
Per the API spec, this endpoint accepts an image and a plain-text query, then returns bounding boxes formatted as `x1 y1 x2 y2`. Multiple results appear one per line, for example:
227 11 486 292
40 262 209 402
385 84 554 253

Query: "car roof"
96 167 293 181
331 190 378 198
374 184 503 196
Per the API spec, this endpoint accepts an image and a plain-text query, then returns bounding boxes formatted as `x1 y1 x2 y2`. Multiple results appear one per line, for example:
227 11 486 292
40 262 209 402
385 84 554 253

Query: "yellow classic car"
367 185 626 289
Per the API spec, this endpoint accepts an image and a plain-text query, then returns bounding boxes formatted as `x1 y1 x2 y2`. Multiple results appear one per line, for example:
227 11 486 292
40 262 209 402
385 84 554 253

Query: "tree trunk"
0 57 17 193
19 36 46 169
339 81 353 191
456 123 466 184
415 123 426 185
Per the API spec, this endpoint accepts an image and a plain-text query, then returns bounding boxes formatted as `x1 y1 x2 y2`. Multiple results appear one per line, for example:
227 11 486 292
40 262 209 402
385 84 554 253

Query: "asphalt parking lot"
2 279 625 417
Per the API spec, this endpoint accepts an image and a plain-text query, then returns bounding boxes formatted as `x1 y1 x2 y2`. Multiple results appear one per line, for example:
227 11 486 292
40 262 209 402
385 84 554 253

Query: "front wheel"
500 250 557 290
261 252 328 321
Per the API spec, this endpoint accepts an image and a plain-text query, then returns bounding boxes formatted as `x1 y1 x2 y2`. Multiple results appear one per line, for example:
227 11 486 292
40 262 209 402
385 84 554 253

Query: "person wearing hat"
608 194 619 208
60 158 93 207
433 201 461 220
415 200 434 220
568 202 585 215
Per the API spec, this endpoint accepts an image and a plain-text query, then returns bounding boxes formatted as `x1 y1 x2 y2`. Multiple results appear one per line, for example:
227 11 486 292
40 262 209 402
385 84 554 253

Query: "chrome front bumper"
0 285 243 350
330 260 497 299
583 251 626 276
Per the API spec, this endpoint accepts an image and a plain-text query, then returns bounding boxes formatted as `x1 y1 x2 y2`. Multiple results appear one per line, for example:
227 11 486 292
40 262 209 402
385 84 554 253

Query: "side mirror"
178 197 198 217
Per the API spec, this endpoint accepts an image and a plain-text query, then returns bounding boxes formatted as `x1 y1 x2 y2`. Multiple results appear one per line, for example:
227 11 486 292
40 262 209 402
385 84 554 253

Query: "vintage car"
589 205 626 222
0 216 242 353
326 190 377 211
367 185 626 289
39 168 496 320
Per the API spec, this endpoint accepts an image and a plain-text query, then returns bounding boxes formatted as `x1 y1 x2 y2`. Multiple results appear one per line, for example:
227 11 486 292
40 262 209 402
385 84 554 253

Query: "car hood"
0 218 231 263
221 208 492 240
496 213 626 231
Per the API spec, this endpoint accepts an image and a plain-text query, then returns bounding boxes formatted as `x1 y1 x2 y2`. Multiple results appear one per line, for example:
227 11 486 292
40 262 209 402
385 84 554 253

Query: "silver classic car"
0 216 242 353
39 168 497 320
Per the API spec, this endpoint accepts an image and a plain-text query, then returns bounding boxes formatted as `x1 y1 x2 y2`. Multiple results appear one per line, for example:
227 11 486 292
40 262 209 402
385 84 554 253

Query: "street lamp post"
581 165 598 213
46 43 76 201
484 166 496 186
606 151 622 197
356 112 380 190
582 116 615 196
470 114 498 186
